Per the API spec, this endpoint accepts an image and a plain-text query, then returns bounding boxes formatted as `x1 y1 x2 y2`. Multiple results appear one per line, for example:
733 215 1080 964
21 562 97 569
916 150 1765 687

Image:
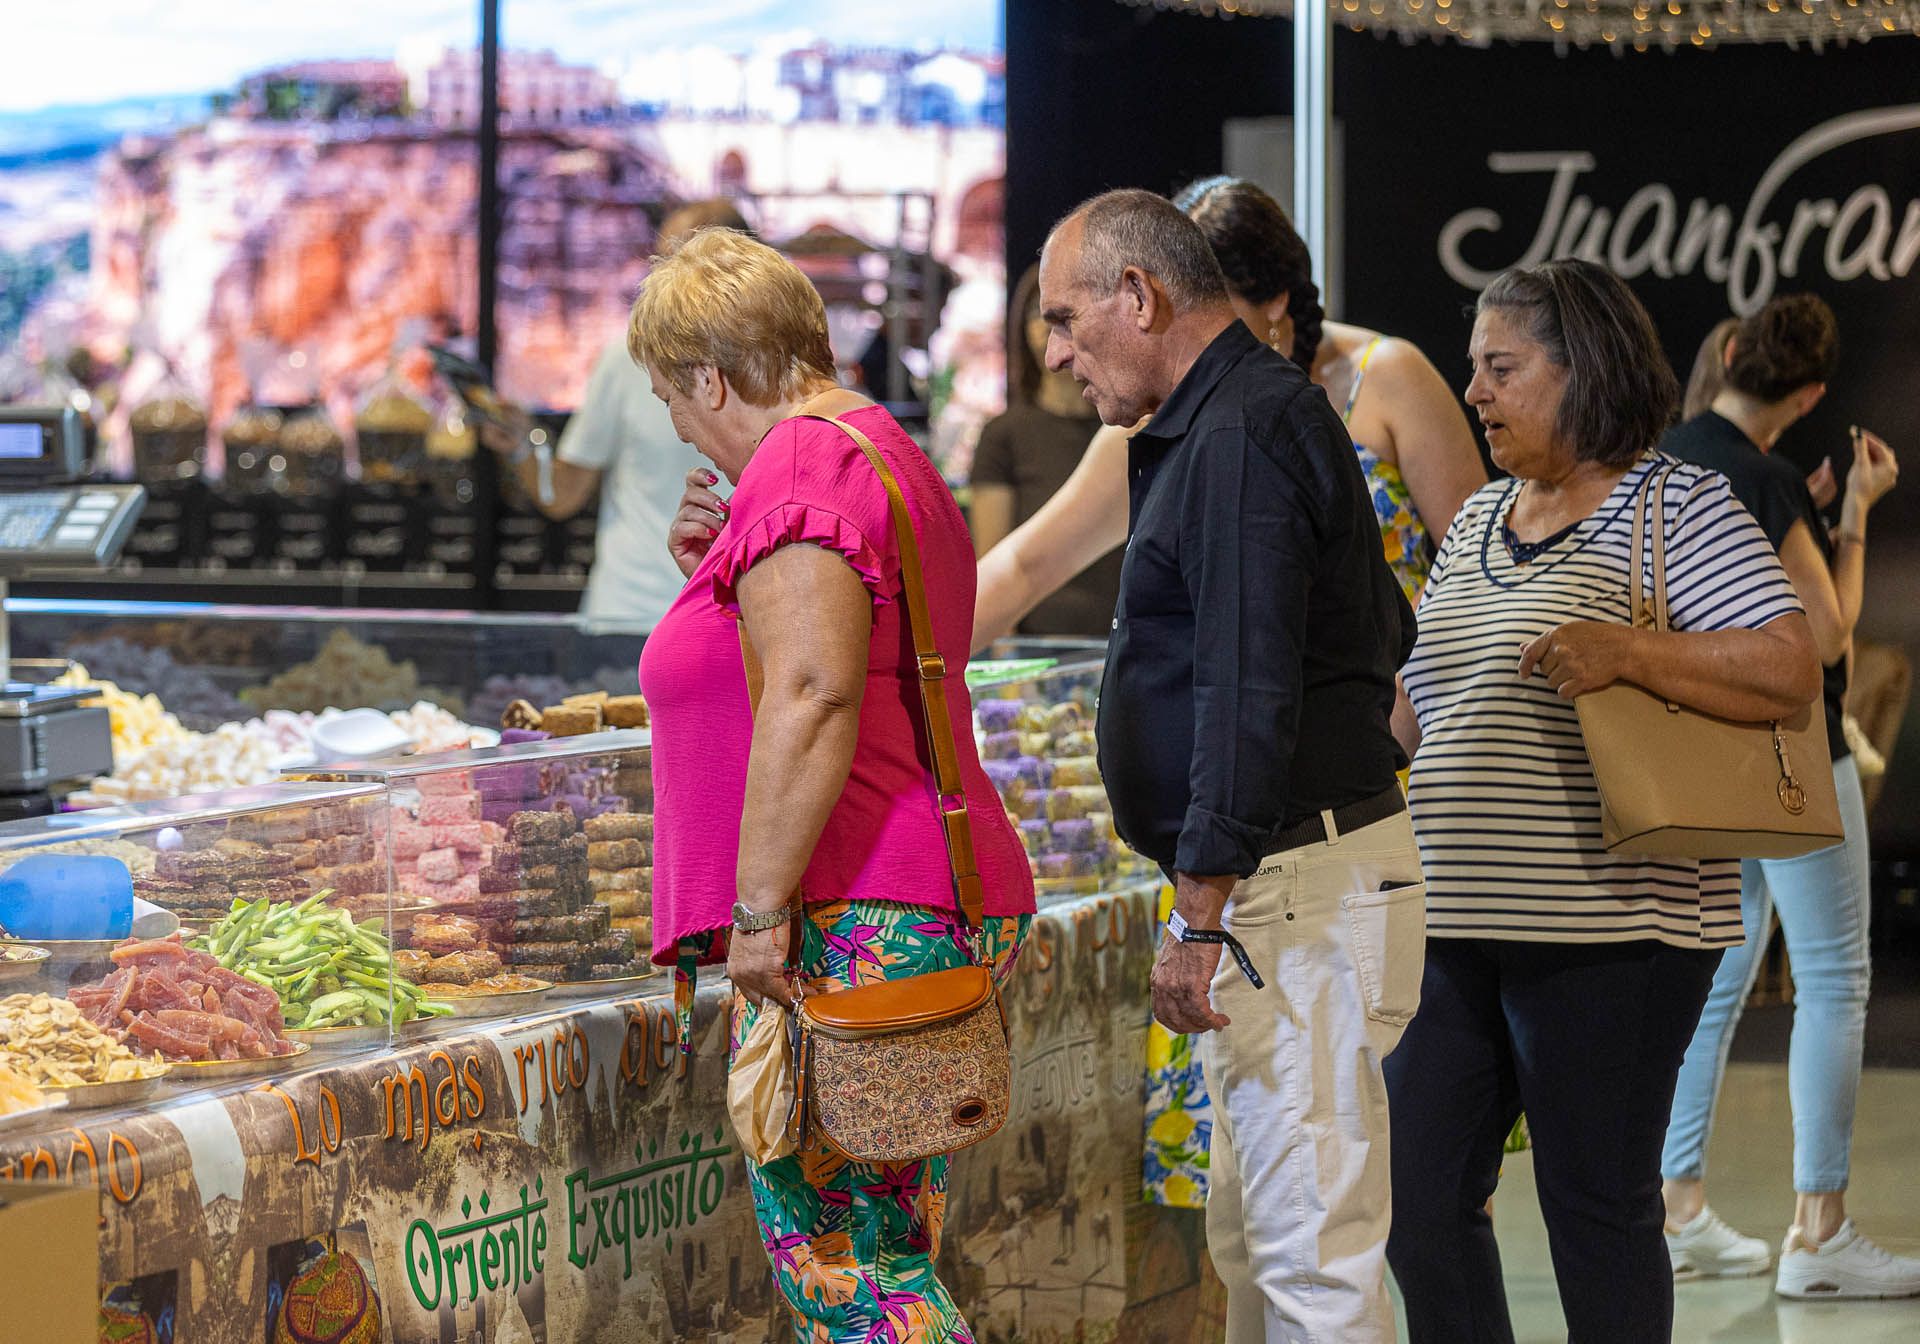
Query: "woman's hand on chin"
728 921 797 1008
670 466 730 578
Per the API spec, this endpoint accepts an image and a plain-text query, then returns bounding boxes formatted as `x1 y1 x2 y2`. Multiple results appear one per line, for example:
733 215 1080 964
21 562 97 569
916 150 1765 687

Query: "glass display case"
7 599 651 729
297 729 658 1011
0 782 401 1126
966 647 1160 902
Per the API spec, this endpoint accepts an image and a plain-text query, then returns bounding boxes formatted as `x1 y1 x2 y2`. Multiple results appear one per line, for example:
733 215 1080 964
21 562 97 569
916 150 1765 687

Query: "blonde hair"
1682 316 1739 420
627 228 835 406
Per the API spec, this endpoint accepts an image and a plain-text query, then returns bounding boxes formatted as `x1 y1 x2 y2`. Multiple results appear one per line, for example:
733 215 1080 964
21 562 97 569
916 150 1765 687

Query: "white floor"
1408 1063 1920 1343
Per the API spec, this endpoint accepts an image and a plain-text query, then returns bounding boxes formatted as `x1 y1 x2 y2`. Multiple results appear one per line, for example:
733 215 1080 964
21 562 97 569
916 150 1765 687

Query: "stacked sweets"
465 807 650 982
584 813 651 951
135 801 386 920
974 694 1143 891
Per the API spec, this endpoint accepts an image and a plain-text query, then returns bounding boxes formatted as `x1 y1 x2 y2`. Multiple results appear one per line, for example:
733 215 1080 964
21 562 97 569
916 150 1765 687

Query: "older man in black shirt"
1038 189 1423 1343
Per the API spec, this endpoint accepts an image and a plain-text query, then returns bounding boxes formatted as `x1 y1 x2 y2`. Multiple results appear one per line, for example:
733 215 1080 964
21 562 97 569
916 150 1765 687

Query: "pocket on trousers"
1341 880 1426 1026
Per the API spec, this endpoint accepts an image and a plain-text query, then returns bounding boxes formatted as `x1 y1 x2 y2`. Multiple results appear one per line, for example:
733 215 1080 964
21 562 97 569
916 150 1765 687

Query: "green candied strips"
415 1001 456 1019
270 949 333 975
341 969 391 993
307 989 365 1017
239 969 276 990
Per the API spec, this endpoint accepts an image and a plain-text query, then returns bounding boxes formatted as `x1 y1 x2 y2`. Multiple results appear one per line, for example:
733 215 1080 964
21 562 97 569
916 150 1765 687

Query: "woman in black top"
967 262 1120 637
1658 294 1914 1299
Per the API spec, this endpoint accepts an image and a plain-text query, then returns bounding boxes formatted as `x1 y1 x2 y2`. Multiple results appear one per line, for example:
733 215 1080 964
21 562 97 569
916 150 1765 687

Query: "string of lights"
1115 0 1920 53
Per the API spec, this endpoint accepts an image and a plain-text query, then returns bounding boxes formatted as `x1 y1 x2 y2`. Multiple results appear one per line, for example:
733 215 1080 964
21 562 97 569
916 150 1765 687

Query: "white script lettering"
1438 105 1920 312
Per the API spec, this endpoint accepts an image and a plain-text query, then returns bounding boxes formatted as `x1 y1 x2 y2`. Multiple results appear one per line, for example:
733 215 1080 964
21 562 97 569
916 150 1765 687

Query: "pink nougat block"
391 816 435 861
415 770 474 796
431 821 490 854
415 847 464 883
417 793 481 825
407 874 480 905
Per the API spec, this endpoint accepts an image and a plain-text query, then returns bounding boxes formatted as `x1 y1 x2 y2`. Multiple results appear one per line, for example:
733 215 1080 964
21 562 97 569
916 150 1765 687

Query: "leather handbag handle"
795 412 988 934
1629 460 1681 710
1629 460 1679 635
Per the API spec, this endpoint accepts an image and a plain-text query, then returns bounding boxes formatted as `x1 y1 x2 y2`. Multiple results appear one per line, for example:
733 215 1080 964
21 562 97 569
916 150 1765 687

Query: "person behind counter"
1039 188 1422 1343
1657 294 1915 1299
967 262 1119 638
972 176 1485 648
1386 259 1821 1343
631 227 1035 1342
487 199 752 626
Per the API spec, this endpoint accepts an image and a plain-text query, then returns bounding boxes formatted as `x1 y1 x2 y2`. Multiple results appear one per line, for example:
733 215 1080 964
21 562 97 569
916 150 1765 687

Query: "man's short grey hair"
1056 189 1230 308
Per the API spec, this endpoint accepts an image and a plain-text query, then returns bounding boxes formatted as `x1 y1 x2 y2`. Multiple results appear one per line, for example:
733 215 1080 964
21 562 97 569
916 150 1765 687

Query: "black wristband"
1166 911 1264 989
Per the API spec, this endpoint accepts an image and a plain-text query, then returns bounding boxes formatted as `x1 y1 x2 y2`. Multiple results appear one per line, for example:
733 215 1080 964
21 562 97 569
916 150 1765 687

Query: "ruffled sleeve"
707 416 901 615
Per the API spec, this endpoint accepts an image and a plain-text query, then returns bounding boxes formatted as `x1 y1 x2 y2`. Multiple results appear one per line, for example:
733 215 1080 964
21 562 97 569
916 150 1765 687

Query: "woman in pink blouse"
631 227 1034 1342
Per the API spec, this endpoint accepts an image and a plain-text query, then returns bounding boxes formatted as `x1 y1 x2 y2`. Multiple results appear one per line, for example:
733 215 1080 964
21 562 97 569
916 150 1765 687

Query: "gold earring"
1267 324 1283 352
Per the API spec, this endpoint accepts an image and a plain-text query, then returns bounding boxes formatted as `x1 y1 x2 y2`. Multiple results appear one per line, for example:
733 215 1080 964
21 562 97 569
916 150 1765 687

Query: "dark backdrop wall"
1006 2 1920 871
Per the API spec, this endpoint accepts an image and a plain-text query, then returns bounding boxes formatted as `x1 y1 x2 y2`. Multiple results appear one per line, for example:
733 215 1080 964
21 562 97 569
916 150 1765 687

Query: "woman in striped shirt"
1384 259 1822 1344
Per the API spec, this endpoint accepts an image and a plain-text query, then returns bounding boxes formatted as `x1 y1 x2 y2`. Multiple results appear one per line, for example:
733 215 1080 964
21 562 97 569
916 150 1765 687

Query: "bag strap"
1629 459 1679 635
793 410 988 935
1630 459 1682 712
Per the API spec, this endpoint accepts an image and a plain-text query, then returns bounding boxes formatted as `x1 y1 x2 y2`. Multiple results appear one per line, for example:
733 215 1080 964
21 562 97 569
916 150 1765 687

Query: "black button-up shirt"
1096 321 1416 878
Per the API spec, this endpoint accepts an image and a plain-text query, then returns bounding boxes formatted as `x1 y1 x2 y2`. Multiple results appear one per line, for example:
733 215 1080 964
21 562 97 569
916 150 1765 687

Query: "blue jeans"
1661 755 1871 1195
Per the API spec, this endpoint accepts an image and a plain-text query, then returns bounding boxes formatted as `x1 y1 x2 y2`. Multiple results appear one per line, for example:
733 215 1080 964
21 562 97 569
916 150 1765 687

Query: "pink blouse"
638 406 1036 964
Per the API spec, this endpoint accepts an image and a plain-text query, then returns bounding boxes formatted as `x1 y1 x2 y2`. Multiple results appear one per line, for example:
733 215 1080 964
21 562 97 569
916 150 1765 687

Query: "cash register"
0 406 146 817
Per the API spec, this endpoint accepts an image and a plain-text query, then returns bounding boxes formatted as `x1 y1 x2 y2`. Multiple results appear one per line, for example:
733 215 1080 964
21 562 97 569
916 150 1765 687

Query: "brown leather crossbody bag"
738 402 1010 1166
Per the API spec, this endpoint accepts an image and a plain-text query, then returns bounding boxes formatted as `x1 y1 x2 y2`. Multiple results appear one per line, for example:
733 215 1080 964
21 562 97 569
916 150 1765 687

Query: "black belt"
1267 787 1406 856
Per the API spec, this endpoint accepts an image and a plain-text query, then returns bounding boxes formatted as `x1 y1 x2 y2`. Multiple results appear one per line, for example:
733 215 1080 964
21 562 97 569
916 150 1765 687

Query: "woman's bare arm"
734 544 870 916
1520 613 1821 723
972 424 1131 651
1369 339 1487 544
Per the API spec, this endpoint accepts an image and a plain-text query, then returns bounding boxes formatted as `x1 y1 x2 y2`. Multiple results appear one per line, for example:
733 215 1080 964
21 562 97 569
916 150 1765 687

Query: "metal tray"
549 969 660 998
419 981 553 1019
286 1022 391 1048
0 946 51 984
165 1042 312 1081
0 1094 68 1132
44 1069 172 1109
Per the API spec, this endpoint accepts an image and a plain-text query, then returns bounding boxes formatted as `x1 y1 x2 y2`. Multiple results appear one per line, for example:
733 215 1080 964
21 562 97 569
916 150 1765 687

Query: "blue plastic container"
0 854 135 940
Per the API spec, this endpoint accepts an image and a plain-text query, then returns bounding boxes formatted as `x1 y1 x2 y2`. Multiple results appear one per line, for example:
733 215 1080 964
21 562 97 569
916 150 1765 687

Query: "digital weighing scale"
0 406 148 815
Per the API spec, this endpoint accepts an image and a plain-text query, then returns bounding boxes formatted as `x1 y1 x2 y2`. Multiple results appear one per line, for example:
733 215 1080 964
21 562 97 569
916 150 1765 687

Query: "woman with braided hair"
972 176 1485 646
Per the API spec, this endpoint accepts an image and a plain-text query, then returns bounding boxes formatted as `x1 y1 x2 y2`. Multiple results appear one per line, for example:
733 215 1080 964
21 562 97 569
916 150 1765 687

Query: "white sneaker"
1667 1207 1772 1280
1775 1220 1920 1299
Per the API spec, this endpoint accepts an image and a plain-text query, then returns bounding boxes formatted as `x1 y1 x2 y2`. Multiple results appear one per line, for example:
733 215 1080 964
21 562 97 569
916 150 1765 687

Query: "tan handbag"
734 400 1011 1167
1574 461 1844 860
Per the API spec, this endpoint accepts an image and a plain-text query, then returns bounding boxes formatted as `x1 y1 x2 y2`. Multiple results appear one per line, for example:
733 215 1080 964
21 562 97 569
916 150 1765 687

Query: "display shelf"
294 730 657 1006
0 781 413 1125
967 646 1160 900
5 597 648 720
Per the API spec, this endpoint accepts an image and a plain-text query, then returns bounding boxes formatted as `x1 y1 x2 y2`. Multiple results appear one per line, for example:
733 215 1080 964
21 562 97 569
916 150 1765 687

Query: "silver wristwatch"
731 900 788 934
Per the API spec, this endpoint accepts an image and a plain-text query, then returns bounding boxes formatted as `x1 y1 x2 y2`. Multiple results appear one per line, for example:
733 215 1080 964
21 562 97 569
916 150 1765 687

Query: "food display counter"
0 613 1209 1341
7 600 650 725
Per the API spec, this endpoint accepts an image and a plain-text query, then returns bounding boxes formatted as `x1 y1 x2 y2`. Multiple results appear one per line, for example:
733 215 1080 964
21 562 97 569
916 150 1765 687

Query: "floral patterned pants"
725 899 1028 1344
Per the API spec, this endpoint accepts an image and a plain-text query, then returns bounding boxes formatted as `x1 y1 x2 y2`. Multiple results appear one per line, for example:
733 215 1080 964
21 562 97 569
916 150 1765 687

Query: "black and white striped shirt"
1404 454 1803 948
